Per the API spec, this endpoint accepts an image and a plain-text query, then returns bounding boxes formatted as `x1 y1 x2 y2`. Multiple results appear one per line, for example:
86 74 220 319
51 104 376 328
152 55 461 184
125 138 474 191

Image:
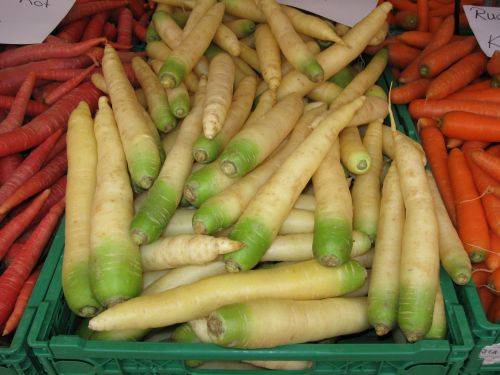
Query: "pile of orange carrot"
384 0 485 33
0 0 153 338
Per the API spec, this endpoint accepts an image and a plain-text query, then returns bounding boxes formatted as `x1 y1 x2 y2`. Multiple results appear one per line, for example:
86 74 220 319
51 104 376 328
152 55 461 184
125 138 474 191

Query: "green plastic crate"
0 222 65 374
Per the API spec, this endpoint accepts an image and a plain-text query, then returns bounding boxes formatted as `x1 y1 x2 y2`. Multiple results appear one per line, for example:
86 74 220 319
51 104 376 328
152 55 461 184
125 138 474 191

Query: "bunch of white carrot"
61 2 471 366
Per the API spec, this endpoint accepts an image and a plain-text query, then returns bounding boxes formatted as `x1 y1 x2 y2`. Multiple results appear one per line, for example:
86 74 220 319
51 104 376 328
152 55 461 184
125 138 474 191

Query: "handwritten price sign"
463 5 500 57
0 0 75 44
480 344 500 365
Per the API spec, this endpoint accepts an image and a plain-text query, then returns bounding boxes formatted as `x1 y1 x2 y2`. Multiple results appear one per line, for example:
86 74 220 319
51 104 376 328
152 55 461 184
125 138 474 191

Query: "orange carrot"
487 51 500 76
56 17 90 42
487 296 500 323
0 82 100 157
0 38 105 70
429 16 443 32
417 117 439 131
0 151 67 216
486 233 500 271
441 112 500 142
388 43 421 68
397 31 432 48
420 126 457 224
447 89 500 103
488 268 500 295
409 100 500 119
448 148 490 262
390 79 431 104
419 36 477 78
478 286 495 313
417 0 429 31
446 138 463 149
399 15 454 83
488 145 500 158
0 198 65 326
44 65 97 105
472 262 490 286
395 10 419 30
2 267 41 336
471 149 500 182
426 52 488 99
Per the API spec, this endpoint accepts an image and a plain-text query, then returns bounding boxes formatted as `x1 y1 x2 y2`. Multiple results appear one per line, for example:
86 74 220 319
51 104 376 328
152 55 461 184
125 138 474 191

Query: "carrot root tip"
374 324 390 336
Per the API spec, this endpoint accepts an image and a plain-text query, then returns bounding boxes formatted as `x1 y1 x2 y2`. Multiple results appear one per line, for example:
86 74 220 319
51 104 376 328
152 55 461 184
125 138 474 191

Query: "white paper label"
0 0 76 44
463 5 500 57
278 0 377 27
480 343 500 365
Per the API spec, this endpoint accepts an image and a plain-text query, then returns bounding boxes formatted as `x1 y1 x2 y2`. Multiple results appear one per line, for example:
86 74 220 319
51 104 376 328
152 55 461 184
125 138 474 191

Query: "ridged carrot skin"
409 100 500 119
57 18 89 42
470 150 500 182
60 1 129 25
388 43 420 68
82 12 109 41
397 31 432 48
0 96 48 117
448 148 489 263
441 112 500 142
448 89 500 103
0 72 37 132
391 79 431 104
486 233 500 271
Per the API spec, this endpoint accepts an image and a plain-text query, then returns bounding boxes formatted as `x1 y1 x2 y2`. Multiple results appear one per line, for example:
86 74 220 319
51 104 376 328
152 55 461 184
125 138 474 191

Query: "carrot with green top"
368 165 404 336
90 97 142 308
203 53 235 139
427 172 471 284
159 3 224 88
224 97 365 272
63 102 101 318
277 2 392 99
132 57 176 133
103 45 161 189
193 104 327 236
88 259 367 331
257 0 324 83
448 148 489 263
219 94 303 178
193 76 256 164
312 139 353 267
130 78 207 245
352 121 383 240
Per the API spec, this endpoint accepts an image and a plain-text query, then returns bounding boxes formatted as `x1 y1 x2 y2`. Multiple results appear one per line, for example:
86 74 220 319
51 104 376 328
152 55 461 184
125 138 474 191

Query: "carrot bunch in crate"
38 2 476 367
384 0 485 33
379 8 500 322
0 0 154 338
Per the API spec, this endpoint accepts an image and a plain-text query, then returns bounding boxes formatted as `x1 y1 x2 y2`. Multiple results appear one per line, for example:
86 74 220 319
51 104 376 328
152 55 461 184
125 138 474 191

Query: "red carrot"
45 136 67 164
82 12 109 41
103 22 118 42
487 51 500 76
390 79 431 104
44 35 67 44
44 65 97 106
388 43 421 68
486 233 500 272
429 16 443 32
61 1 129 25
0 198 65 327
138 11 150 27
441 112 500 142
36 68 92 82
0 96 48 117
0 151 67 215
0 156 23 186
0 56 93 96
409 100 500 119
448 148 490 262
133 20 147 42
397 31 432 48
30 176 67 226
395 10 419 30
0 82 100 157
117 8 133 47
129 0 146 18
420 126 457 224
0 72 37 132
0 38 105 70
464 149 500 237
447 88 500 103
417 0 429 31
4 242 24 267
400 15 454 83
2 267 41 336
419 36 477 78
0 190 50 261
470 149 500 182
426 52 488 99
56 17 90 42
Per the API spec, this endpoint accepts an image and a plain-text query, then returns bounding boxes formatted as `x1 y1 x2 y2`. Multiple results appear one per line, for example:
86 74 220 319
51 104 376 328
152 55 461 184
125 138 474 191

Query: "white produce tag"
463 5 500 57
278 0 378 27
0 0 76 44
480 343 500 365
